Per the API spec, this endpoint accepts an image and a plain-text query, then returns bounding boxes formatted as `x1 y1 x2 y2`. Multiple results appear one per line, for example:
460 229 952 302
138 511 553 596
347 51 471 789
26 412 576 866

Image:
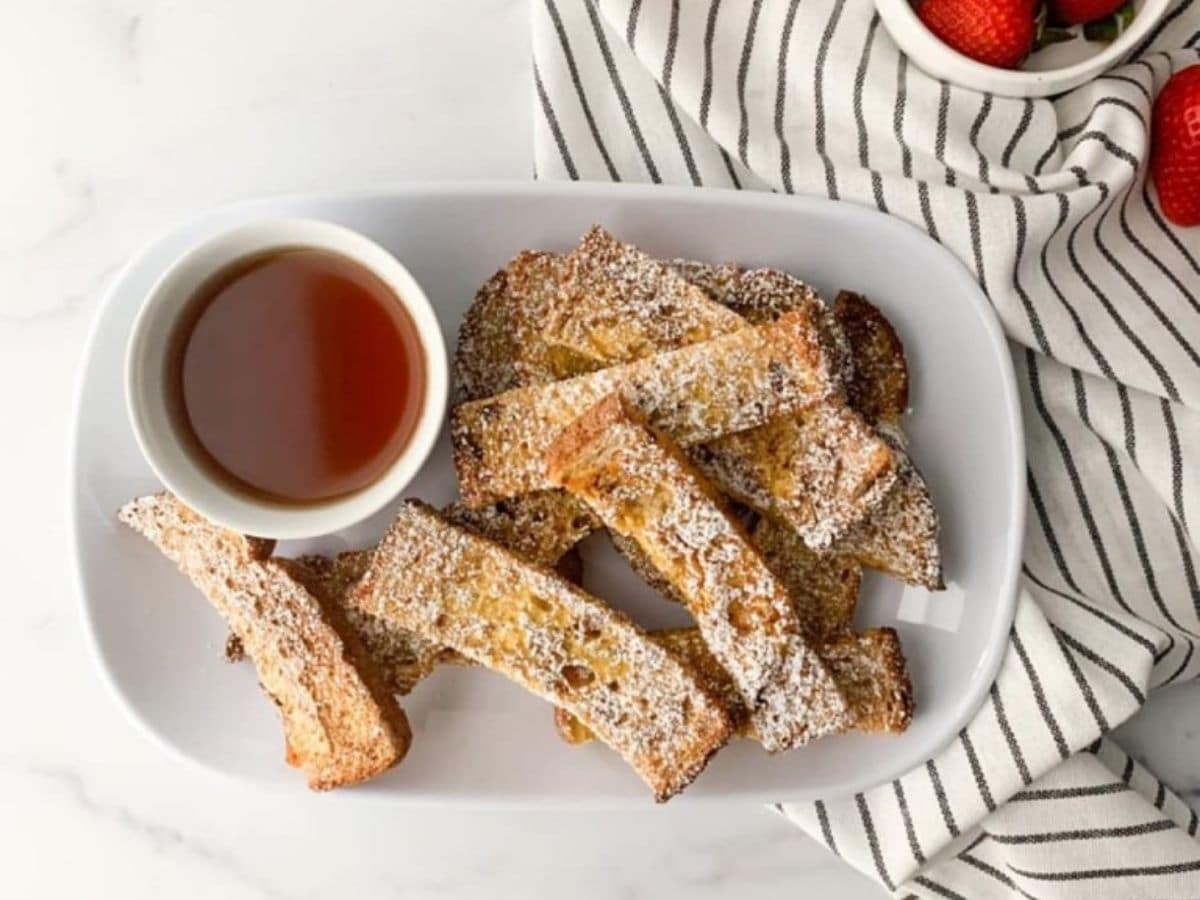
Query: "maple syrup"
169 248 425 504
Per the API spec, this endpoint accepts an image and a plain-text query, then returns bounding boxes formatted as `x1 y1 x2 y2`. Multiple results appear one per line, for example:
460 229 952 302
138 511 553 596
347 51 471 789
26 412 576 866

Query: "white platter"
71 182 1023 805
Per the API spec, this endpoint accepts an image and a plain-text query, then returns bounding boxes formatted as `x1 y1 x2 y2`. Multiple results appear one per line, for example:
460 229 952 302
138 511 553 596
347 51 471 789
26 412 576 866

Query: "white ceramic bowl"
124 217 448 539
877 0 1170 98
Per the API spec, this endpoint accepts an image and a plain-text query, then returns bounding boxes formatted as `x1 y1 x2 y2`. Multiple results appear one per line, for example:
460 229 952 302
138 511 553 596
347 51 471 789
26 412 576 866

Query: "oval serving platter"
71 182 1023 806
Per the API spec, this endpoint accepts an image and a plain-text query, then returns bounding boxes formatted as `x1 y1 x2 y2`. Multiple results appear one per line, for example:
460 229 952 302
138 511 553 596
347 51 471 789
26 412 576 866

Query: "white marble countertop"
3 3 1196 897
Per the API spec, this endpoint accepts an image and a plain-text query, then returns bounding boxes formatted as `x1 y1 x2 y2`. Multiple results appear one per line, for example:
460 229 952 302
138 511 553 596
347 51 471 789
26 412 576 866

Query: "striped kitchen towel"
532 1 1200 896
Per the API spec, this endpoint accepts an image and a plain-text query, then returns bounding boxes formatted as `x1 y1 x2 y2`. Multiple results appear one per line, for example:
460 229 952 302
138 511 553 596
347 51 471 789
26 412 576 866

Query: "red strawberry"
916 0 1038 70
1051 0 1127 26
1151 66 1200 227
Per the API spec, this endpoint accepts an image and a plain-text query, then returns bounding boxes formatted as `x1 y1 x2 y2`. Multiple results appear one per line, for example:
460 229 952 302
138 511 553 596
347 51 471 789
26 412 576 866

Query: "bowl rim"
122 216 449 540
877 0 1172 93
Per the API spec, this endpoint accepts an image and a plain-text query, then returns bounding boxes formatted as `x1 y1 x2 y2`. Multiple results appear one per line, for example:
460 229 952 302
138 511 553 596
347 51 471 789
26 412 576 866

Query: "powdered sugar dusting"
542 237 892 547
555 624 912 745
351 500 733 800
693 400 898 549
451 311 838 506
454 251 600 401
823 629 914 734
752 517 862 642
550 227 746 362
837 425 944 589
443 492 597 567
548 399 850 752
280 553 456 696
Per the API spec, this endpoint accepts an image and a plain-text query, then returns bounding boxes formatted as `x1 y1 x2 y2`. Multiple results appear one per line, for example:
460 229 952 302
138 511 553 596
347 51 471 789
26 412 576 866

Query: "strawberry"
1151 66 1200 227
1050 0 1127 26
916 0 1038 70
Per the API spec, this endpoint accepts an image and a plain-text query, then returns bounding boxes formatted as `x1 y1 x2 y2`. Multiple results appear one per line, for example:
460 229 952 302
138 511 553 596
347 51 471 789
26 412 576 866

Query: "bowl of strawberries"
877 0 1170 97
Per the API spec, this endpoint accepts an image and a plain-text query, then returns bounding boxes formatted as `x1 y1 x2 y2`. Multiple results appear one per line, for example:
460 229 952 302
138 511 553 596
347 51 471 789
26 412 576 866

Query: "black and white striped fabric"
532 1 1200 896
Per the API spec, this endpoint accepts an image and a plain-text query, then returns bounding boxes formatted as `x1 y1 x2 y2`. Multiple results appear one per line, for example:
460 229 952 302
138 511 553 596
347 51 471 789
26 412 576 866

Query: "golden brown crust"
671 261 825 327
550 226 747 363
349 500 734 801
546 395 849 752
451 308 844 507
613 518 863 645
119 493 411 790
553 706 596 745
692 401 898 549
608 530 692 605
272 504 597 696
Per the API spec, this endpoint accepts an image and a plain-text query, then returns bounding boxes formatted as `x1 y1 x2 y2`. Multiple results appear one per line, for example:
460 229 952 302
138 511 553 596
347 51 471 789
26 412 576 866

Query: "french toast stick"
612 519 861 644
284 498 593 685
273 520 588 698
827 293 942 588
750 517 862 642
546 395 850 752
549 228 747 361
557 232 830 359
691 405 898 549
551 228 896 548
454 250 599 400
833 290 909 427
672 261 828 329
838 427 944 590
556 627 913 745
119 493 411 790
349 500 734 801
452 307 845 508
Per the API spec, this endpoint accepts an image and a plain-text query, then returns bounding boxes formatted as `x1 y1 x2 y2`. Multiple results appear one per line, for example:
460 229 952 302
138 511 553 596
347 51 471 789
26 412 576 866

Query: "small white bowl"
125 218 448 539
877 0 1170 98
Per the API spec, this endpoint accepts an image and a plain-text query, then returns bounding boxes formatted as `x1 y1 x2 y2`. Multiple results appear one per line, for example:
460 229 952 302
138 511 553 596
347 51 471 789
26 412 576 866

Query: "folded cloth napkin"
532 1 1200 896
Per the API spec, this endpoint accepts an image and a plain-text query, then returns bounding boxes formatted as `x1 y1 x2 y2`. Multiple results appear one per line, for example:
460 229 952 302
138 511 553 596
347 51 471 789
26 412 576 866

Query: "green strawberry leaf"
1035 4 1078 51
1084 2 1137 43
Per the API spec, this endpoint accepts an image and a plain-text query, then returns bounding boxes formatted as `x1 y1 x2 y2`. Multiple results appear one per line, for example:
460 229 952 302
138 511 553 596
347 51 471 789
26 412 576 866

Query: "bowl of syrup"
125 219 448 539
